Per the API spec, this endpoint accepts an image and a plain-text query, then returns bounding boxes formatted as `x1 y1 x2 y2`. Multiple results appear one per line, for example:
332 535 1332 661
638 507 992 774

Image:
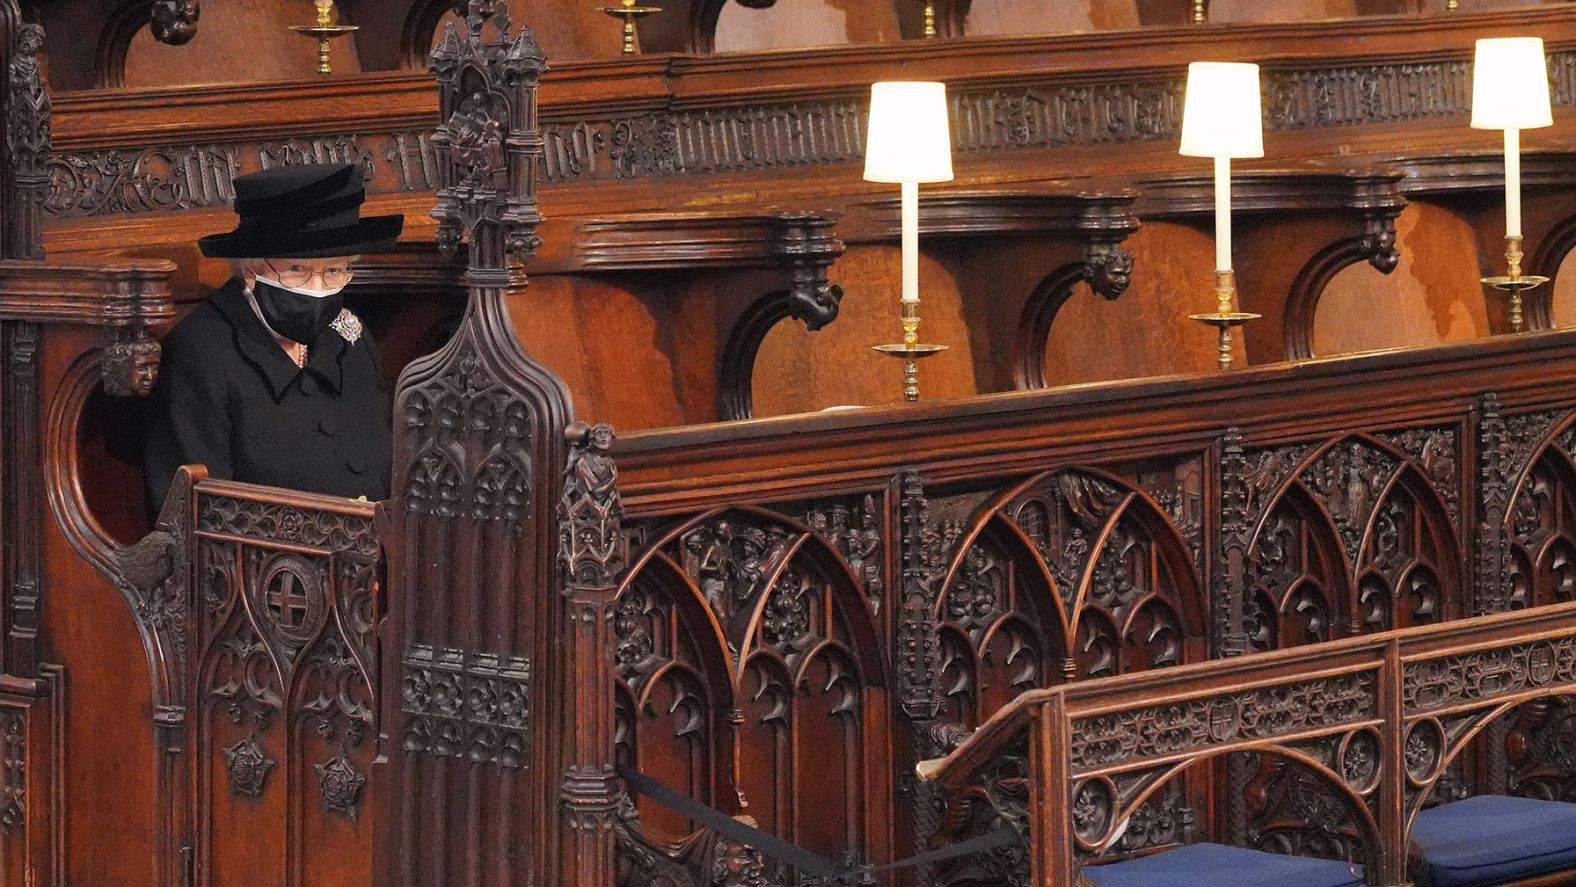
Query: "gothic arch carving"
1284 238 1377 360
1055 744 1380 876
719 289 790 421
1014 262 1087 390
93 0 150 89
1526 210 1576 332
1239 434 1462 648
690 0 730 53
1507 433 1576 609
933 467 1204 718
1405 687 1576 837
401 0 458 68
612 503 889 875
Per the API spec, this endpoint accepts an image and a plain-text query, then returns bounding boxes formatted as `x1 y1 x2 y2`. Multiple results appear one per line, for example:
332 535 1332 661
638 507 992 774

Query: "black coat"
144 279 392 507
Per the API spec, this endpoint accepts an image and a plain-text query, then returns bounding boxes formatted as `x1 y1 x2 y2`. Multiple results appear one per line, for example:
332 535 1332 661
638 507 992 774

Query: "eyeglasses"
264 260 354 289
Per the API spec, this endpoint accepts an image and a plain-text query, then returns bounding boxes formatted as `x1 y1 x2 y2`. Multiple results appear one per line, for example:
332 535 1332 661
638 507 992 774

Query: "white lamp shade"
1472 37 1553 130
863 81 955 184
1179 62 1265 159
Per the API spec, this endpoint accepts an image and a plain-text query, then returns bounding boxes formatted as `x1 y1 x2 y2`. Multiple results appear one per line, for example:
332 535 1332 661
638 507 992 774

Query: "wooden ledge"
572 209 843 271
1133 168 1407 218
0 258 175 326
855 189 1139 240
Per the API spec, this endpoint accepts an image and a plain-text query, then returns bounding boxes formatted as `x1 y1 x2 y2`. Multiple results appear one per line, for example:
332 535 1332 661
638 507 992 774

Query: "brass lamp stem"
1482 234 1549 334
1191 0 1207 24
1188 269 1260 371
873 299 948 403
919 0 937 37
289 0 357 76
598 0 661 55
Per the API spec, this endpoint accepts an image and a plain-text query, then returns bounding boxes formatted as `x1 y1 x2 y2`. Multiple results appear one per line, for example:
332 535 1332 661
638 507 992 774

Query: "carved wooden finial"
5 21 48 260
428 0 548 271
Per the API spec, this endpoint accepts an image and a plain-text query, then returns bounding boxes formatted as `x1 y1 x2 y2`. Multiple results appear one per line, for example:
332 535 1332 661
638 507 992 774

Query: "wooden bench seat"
1081 843 1363 887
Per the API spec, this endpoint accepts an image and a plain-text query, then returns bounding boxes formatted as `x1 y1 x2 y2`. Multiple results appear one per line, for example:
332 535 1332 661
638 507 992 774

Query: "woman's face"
243 256 359 294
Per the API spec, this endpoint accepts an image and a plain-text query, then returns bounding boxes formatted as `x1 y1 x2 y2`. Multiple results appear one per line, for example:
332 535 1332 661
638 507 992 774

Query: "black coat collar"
211 278 349 402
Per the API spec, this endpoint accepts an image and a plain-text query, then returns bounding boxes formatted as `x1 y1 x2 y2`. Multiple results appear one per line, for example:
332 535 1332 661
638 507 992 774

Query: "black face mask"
251 277 344 345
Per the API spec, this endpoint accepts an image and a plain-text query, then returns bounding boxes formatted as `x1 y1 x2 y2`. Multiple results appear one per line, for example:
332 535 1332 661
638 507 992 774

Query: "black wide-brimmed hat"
198 163 404 259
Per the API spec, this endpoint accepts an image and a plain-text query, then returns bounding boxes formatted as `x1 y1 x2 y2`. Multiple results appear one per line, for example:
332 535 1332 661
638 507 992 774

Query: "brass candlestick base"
1188 270 1259 371
1482 235 1548 334
598 0 661 55
290 0 358 76
873 301 947 402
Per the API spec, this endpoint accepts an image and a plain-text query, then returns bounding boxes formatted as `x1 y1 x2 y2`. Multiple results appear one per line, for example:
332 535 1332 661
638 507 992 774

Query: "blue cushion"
1412 795 1576 887
1082 843 1364 887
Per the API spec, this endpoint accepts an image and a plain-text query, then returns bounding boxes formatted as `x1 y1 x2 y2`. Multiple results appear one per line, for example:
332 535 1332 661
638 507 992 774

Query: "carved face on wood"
151 0 201 46
102 338 162 398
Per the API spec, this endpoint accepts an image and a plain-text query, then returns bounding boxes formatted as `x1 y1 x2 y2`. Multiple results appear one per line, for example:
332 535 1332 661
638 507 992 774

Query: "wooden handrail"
923 601 1576 885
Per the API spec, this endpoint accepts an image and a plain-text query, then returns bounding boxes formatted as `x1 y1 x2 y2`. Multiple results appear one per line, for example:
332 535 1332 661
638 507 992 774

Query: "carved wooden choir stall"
3 1 1576 886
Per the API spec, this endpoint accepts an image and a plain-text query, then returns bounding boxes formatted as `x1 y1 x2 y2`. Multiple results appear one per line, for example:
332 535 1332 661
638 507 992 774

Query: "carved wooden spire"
428 0 547 271
4 19 47 260
382 3 578 885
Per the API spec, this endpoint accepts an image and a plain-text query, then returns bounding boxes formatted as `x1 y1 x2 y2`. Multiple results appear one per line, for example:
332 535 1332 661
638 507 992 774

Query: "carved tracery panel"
613 505 887 883
935 468 1204 729
1239 435 1462 652
189 486 379 885
1509 436 1576 610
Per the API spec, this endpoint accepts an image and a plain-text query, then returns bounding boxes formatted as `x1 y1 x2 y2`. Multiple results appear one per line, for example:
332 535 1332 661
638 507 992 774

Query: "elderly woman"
144 162 403 506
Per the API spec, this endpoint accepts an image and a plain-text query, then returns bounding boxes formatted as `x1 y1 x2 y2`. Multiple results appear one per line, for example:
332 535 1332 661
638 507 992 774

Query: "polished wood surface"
6 3 1576 887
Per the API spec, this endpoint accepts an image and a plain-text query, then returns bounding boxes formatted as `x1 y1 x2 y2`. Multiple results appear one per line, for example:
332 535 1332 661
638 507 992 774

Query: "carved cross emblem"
266 570 312 630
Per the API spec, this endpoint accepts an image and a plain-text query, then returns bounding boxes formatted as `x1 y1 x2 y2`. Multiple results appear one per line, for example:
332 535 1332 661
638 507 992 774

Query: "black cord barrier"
617 765 1019 883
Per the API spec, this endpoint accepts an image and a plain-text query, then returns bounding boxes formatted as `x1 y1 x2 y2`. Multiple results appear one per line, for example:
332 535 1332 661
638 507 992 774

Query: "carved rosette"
315 753 367 821
222 733 275 799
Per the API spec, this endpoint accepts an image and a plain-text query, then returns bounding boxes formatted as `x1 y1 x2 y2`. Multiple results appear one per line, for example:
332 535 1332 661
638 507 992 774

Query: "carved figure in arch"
449 92 507 189
805 496 884 607
681 519 789 622
6 23 50 171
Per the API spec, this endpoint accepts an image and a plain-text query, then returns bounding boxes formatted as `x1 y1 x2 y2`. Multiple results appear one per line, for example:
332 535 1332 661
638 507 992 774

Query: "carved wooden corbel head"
1361 215 1400 274
786 269 843 332
1084 241 1135 301
150 0 200 46
777 211 846 332
101 330 161 397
